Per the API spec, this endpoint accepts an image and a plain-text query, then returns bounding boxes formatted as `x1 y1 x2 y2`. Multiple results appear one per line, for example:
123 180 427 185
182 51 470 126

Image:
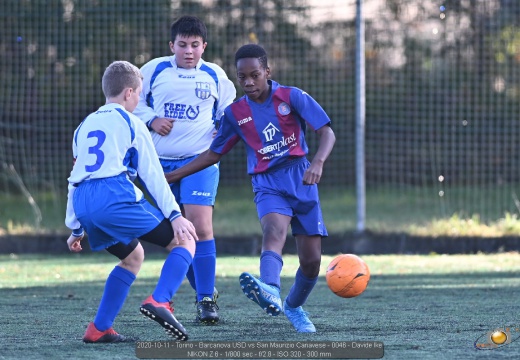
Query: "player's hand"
302 161 323 185
212 130 217 138
151 117 174 136
170 216 198 244
66 234 84 252
165 171 180 184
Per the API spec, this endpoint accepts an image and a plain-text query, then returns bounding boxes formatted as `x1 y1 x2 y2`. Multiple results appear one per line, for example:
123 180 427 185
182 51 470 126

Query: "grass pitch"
1 253 519 359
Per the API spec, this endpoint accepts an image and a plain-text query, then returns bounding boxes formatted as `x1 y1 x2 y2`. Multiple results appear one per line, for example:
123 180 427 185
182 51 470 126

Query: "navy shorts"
73 174 165 251
160 156 219 206
251 157 328 237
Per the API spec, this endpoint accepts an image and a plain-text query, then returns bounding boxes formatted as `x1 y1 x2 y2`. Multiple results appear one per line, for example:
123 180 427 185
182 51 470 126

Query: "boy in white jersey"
134 15 236 324
65 61 198 342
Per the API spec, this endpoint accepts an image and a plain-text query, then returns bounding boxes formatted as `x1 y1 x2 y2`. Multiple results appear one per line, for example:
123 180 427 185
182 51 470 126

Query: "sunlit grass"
2 186 520 237
2 252 519 289
407 212 520 237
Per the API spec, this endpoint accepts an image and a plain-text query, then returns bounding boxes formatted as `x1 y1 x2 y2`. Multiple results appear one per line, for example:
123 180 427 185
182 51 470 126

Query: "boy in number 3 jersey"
65 60 198 342
164 44 336 333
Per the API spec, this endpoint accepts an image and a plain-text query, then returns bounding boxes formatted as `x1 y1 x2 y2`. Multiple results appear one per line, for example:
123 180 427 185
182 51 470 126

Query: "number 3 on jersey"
85 130 106 172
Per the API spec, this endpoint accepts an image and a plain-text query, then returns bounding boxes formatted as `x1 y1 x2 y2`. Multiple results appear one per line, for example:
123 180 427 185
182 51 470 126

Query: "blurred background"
1 0 520 237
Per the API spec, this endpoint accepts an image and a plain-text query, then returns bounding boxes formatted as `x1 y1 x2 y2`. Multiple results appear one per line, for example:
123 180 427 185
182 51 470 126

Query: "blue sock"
186 265 196 291
152 247 193 303
259 250 283 289
94 266 136 331
285 267 318 308
193 239 216 302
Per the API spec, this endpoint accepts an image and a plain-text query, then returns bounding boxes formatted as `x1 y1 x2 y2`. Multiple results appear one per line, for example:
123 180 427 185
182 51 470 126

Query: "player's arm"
165 149 222 184
133 63 163 131
170 215 198 244
210 75 236 136
65 135 85 249
65 182 86 246
150 117 174 136
303 124 336 185
215 76 237 127
132 119 198 241
132 120 182 213
66 233 84 252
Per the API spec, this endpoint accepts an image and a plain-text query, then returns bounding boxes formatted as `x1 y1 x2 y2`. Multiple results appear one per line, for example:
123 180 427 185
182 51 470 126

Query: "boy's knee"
184 238 196 257
166 238 196 257
300 258 321 278
121 243 144 274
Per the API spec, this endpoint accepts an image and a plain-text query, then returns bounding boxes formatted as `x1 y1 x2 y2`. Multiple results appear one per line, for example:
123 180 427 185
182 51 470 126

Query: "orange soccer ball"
326 254 370 298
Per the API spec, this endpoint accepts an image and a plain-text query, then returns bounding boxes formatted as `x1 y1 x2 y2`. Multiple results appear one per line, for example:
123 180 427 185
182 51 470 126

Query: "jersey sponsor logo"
262 122 279 142
195 82 211 100
178 74 195 79
277 102 291 116
258 133 297 155
164 103 200 120
237 116 253 126
261 148 290 160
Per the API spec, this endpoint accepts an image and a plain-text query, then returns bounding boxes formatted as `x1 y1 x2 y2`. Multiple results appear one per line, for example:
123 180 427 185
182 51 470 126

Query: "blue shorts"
160 156 219 206
73 174 165 251
252 157 328 237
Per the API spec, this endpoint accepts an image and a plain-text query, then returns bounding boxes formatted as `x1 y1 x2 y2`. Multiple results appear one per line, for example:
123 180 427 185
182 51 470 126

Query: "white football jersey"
134 55 236 158
65 103 181 230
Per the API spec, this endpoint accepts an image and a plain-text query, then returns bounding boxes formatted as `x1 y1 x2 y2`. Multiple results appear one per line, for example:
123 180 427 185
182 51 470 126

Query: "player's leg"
160 159 199 292
78 174 194 341
239 212 289 316
283 158 326 332
240 168 293 316
259 212 291 286
288 212 324 310
183 204 220 324
282 234 321 333
139 219 196 340
73 176 150 343
83 239 143 343
179 160 220 324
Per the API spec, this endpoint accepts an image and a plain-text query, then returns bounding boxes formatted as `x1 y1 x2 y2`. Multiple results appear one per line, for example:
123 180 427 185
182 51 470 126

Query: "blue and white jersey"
65 103 181 231
134 55 236 159
210 80 331 174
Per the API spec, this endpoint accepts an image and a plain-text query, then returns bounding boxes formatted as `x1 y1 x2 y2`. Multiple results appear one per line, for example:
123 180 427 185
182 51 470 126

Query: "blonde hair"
101 61 142 98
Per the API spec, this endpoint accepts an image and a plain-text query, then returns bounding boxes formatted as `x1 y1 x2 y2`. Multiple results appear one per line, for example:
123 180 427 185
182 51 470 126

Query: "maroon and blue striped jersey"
210 80 331 174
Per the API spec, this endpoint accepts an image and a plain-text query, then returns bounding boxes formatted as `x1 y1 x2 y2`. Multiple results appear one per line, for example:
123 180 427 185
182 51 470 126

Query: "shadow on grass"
1 272 519 359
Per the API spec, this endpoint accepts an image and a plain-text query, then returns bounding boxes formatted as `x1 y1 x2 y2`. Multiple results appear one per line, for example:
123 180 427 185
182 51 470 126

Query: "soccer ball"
325 254 370 298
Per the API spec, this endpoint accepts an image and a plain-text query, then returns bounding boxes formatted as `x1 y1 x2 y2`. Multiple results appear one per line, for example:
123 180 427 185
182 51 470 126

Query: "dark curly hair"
234 44 268 69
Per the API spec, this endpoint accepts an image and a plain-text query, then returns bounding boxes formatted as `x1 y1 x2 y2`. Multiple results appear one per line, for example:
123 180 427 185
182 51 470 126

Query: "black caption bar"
136 341 384 359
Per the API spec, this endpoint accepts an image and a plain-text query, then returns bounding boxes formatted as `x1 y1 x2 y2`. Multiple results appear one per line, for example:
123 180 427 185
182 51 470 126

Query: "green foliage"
4 185 520 237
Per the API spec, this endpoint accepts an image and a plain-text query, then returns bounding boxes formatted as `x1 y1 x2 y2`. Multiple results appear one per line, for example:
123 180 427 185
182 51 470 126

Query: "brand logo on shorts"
191 190 211 197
